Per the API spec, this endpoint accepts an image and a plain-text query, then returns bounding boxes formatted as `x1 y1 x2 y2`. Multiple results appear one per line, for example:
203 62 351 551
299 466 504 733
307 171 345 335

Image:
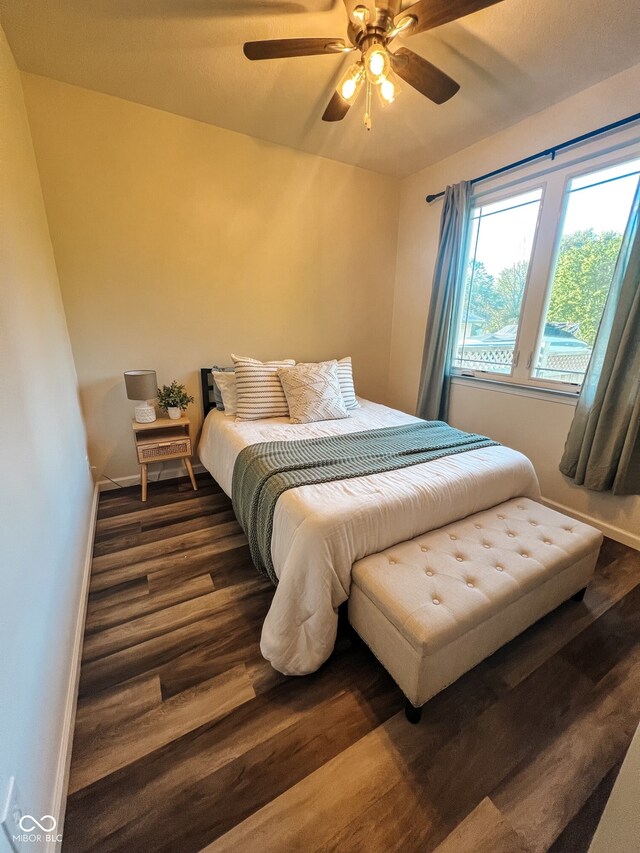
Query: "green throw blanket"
232 420 499 585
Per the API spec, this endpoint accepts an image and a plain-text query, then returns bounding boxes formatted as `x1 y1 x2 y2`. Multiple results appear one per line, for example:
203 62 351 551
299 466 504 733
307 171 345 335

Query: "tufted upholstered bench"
348 497 603 723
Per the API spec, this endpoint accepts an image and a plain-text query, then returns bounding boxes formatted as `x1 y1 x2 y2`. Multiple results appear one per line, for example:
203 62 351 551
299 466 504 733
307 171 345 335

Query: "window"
454 189 542 375
533 159 640 384
452 149 640 391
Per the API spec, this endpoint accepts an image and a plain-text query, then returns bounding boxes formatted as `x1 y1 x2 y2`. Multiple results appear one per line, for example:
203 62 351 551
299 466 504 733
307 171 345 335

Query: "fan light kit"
339 62 364 103
243 0 504 129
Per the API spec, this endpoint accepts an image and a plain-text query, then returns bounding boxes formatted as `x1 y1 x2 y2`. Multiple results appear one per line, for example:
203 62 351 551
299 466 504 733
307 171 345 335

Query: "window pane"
453 189 542 375
533 159 640 384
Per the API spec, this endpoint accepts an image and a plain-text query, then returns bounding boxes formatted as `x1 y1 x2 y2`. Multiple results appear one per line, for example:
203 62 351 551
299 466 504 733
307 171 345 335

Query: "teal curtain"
560 182 640 495
416 181 472 421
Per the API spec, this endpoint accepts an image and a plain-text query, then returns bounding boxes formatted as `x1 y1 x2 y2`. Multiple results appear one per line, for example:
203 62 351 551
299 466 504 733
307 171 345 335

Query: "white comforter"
199 400 540 675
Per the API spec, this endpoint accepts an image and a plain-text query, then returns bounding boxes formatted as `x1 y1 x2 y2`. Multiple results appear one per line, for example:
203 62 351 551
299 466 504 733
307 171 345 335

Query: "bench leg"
572 587 587 602
405 700 423 725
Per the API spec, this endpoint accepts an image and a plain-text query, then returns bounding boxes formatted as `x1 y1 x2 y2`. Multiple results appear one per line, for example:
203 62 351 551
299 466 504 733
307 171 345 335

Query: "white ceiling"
1 0 639 177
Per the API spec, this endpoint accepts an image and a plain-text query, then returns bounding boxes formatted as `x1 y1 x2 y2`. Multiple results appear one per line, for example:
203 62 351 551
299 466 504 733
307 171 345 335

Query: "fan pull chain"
364 80 372 131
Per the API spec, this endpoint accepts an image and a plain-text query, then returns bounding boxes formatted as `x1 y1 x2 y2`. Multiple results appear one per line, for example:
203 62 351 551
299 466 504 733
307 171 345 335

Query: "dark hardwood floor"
62 472 640 853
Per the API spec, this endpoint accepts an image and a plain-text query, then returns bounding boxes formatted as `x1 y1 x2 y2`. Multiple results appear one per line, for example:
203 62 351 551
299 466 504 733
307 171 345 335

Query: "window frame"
529 153 640 386
455 182 547 381
450 137 640 395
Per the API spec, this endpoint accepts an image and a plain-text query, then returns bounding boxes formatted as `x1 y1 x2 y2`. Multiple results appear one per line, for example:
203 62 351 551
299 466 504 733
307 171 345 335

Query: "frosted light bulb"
380 77 396 103
377 73 401 108
341 77 357 100
364 45 390 83
337 62 364 105
368 50 386 78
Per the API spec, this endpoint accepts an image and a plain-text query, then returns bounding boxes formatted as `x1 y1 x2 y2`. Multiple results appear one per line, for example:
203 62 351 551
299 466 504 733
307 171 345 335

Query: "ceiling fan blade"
243 39 348 60
396 0 503 35
390 47 459 104
322 90 351 122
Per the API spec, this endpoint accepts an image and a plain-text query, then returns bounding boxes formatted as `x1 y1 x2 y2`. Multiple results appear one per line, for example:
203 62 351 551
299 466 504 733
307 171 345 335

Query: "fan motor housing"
357 30 389 53
348 11 394 50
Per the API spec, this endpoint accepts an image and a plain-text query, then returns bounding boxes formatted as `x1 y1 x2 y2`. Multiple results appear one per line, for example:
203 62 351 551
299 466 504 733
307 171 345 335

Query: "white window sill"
450 374 580 406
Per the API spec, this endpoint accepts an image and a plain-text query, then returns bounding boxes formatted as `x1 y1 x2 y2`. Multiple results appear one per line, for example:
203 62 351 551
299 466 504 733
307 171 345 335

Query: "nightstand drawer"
136 437 192 463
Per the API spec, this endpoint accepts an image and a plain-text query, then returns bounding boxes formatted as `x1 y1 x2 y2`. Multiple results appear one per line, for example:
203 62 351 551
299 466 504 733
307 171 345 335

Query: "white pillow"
277 361 349 425
336 357 359 409
212 371 237 417
231 354 295 420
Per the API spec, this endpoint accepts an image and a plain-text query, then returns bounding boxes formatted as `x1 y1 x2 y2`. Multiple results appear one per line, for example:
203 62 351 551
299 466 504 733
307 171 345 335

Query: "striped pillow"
231 354 295 420
336 357 359 409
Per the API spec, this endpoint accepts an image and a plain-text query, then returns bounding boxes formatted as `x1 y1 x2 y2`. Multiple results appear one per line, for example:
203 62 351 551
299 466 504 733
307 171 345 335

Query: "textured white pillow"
212 371 237 417
336 357 359 409
231 354 295 420
278 361 349 425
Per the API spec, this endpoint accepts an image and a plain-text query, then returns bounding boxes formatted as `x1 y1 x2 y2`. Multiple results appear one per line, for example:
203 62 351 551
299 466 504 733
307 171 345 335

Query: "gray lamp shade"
124 370 157 401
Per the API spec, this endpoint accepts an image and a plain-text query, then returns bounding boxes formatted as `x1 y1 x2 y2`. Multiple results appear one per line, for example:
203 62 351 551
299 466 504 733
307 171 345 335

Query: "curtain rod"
425 111 640 203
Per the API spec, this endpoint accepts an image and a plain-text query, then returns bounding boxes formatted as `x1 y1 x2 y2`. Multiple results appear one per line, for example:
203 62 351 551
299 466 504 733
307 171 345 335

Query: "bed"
198 369 541 676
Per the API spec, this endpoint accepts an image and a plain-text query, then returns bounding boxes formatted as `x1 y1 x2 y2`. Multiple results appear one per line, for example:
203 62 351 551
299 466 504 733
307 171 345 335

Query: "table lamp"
124 370 158 423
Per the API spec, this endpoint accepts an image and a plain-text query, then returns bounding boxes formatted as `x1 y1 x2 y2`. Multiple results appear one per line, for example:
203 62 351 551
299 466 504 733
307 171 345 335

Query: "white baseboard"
541 496 640 551
47 483 99 853
97 462 206 492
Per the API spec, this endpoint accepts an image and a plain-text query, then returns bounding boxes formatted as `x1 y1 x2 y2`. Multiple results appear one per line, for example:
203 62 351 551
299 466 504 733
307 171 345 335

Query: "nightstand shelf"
132 416 197 501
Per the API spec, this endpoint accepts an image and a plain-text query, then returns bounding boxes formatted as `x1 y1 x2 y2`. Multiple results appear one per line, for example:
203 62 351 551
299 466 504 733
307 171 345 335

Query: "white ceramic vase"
167 407 182 420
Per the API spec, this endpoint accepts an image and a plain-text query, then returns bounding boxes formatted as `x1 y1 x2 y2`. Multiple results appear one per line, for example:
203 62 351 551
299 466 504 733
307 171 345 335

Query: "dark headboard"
200 368 215 418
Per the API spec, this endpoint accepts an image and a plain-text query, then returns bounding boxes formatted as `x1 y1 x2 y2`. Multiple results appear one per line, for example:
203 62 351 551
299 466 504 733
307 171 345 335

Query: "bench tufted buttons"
351 501 594 669
517 505 524 509
497 514 504 520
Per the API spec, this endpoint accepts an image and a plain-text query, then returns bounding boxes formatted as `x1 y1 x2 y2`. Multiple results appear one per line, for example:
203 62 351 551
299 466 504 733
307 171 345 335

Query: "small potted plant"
157 381 194 420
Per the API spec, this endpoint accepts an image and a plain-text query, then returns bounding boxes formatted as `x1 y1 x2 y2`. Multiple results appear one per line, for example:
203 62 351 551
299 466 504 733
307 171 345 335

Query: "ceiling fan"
243 0 504 128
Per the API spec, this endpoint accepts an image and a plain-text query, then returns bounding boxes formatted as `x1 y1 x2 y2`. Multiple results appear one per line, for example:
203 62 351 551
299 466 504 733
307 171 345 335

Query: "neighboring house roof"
462 322 591 352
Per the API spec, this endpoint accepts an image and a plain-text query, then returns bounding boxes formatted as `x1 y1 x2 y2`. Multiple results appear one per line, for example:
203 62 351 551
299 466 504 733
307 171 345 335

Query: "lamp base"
134 401 156 423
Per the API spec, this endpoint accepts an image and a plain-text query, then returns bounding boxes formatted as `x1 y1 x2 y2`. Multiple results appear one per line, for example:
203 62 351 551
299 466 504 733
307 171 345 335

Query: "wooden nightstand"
132 416 198 502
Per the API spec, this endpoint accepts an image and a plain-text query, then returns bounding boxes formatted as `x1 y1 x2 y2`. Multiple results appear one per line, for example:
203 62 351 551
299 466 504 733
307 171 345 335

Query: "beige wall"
389 63 640 546
16 62 640 543
447 383 640 548
0 24 93 832
21 73 400 483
